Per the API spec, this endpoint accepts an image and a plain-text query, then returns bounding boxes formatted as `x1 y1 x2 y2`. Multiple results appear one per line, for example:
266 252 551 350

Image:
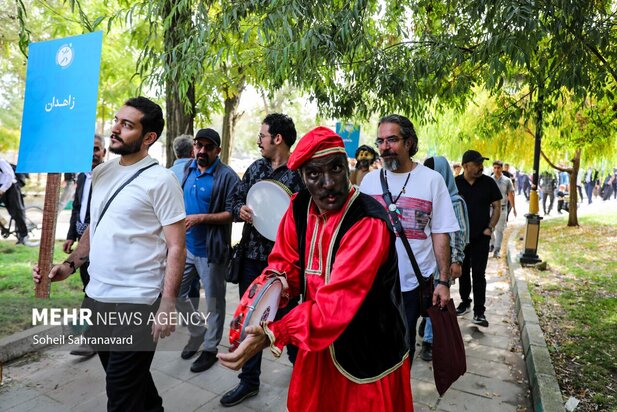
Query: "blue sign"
17 32 103 173
335 122 361 158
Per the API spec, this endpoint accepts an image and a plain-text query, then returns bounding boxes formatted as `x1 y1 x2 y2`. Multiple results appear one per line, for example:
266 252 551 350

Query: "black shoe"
418 317 426 338
190 351 217 372
420 342 432 362
70 343 96 358
181 335 203 359
472 314 489 327
220 382 259 407
456 301 470 316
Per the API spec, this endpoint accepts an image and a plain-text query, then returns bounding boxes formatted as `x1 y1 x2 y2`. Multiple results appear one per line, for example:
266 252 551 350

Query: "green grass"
526 209 617 411
0 241 84 337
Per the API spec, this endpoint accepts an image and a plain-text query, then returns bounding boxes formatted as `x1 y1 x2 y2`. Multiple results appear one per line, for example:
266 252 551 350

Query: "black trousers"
89 299 163 412
459 235 491 316
2 185 27 238
238 258 298 387
542 190 555 214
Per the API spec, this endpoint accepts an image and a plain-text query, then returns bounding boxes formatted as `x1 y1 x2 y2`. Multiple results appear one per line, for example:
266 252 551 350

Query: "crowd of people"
29 96 615 411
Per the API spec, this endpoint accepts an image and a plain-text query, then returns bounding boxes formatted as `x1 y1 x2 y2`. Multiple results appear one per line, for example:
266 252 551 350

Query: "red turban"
287 126 347 170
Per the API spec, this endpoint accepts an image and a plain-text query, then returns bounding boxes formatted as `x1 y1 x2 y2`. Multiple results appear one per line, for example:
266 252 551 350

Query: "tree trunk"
162 0 195 167
567 148 581 227
165 83 195 167
220 80 245 164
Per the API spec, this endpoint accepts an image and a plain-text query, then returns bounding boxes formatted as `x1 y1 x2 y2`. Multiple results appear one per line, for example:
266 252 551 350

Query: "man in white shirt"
34 96 186 411
0 157 28 244
360 114 459 361
491 160 516 258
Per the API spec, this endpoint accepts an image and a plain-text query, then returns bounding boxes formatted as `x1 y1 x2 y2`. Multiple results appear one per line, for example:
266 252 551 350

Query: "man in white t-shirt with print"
360 114 459 361
491 160 516 258
34 96 186 412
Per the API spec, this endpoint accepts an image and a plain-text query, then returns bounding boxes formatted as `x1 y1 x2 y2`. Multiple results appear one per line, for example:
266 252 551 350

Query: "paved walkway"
1 247 532 412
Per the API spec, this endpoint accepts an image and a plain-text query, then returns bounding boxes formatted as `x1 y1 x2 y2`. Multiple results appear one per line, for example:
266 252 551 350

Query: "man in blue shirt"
176 128 240 373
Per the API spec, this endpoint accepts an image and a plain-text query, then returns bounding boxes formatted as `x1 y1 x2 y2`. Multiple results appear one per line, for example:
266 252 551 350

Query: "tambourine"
229 274 282 351
246 180 292 241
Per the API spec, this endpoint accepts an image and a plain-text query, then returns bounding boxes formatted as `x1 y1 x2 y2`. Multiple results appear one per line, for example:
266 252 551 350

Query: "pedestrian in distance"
455 150 502 327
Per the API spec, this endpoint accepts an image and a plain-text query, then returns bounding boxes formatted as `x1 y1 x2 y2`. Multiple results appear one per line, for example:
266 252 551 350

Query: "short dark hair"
263 113 297 147
173 135 194 158
378 114 418 157
124 96 164 143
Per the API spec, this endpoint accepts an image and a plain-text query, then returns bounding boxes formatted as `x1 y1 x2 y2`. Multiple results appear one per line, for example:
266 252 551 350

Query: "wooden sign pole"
34 173 61 298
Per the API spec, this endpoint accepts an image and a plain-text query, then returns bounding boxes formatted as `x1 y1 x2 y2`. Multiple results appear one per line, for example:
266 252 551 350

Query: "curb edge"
507 227 565 412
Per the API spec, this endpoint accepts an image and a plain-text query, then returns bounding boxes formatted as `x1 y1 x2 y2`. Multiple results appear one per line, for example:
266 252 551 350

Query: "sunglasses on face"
194 142 217 151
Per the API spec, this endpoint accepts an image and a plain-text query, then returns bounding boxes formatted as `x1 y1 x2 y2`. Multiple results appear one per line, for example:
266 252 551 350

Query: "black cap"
462 150 489 164
194 128 221 147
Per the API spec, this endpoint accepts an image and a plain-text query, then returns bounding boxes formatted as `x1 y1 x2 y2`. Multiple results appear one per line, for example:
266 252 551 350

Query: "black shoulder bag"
94 162 157 233
379 169 433 315
226 224 249 284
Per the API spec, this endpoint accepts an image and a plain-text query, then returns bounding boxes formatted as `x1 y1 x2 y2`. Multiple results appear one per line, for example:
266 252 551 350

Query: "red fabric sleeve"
268 216 391 354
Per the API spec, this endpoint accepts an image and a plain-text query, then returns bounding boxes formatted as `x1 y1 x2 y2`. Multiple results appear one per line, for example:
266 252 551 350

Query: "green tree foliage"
1 0 142 151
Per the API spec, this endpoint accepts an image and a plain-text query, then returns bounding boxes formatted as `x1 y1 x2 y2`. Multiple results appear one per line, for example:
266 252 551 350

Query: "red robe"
263 187 413 412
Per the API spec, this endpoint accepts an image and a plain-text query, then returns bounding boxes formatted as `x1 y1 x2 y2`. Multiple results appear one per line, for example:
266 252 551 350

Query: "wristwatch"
62 260 77 274
437 279 451 288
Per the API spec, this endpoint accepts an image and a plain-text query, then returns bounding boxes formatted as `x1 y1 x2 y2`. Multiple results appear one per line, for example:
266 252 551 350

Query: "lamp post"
520 86 544 265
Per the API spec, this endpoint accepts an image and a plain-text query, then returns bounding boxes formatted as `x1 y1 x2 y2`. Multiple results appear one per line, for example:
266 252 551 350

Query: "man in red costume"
219 126 413 411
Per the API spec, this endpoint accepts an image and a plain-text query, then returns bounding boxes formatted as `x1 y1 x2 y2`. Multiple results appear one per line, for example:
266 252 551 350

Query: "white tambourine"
246 180 292 241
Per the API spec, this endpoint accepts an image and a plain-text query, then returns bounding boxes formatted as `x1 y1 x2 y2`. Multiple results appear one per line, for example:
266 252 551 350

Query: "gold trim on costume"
262 321 282 358
305 211 324 277
325 189 360 283
329 347 410 384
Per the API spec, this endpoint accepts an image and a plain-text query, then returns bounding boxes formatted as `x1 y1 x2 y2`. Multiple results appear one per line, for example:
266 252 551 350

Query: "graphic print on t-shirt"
374 194 432 240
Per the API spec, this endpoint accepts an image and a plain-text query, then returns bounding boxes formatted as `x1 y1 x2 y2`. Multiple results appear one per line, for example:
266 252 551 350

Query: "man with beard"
175 128 240 373
34 96 186 411
63 134 107 357
221 113 304 407
350 144 378 186
219 126 412 412
455 150 502 327
360 114 459 361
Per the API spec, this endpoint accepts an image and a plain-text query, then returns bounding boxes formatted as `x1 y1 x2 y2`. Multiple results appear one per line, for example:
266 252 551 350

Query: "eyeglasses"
257 133 273 141
374 136 404 147
193 141 216 151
